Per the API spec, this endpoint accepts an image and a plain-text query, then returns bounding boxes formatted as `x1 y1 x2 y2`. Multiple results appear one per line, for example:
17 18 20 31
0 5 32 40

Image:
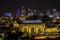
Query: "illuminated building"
55 11 60 19
52 9 57 17
46 10 50 16
52 9 60 19
13 21 20 28
21 6 25 14
15 23 59 36
16 8 21 16
28 8 33 16
4 13 11 17
28 8 31 16
34 10 37 12
40 13 44 17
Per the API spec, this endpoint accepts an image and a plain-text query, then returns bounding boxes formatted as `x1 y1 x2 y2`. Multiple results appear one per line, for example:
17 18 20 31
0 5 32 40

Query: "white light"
49 15 53 17
53 9 56 11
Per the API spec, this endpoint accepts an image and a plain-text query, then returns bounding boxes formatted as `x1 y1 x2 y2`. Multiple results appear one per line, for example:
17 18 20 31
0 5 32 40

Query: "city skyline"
0 0 60 13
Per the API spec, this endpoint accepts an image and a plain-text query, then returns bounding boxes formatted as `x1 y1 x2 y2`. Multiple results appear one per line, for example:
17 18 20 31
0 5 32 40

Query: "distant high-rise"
16 8 21 15
21 6 25 14
28 9 33 16
52 9 57 17
46 10 50 16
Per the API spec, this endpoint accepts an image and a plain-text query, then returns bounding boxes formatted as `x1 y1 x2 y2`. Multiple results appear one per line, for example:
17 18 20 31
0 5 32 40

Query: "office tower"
16 8 21 16
28 8 33 16
21 6 26 14
46 10 50 16
52 9 57 17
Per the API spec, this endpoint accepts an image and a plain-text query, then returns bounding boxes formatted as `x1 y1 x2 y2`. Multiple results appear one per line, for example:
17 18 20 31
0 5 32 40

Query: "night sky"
0 0 60 13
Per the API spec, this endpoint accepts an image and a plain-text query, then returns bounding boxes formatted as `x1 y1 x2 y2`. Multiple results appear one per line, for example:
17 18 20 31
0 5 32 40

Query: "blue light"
5 13 11 17
52 12 56 17
16 8 21 15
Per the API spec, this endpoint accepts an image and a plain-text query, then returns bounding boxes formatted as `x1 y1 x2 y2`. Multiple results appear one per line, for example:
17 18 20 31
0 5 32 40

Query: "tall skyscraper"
16 8 21 15
28 8 33 16
46 10 50 16
52 9 57 17
21 6 25 14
